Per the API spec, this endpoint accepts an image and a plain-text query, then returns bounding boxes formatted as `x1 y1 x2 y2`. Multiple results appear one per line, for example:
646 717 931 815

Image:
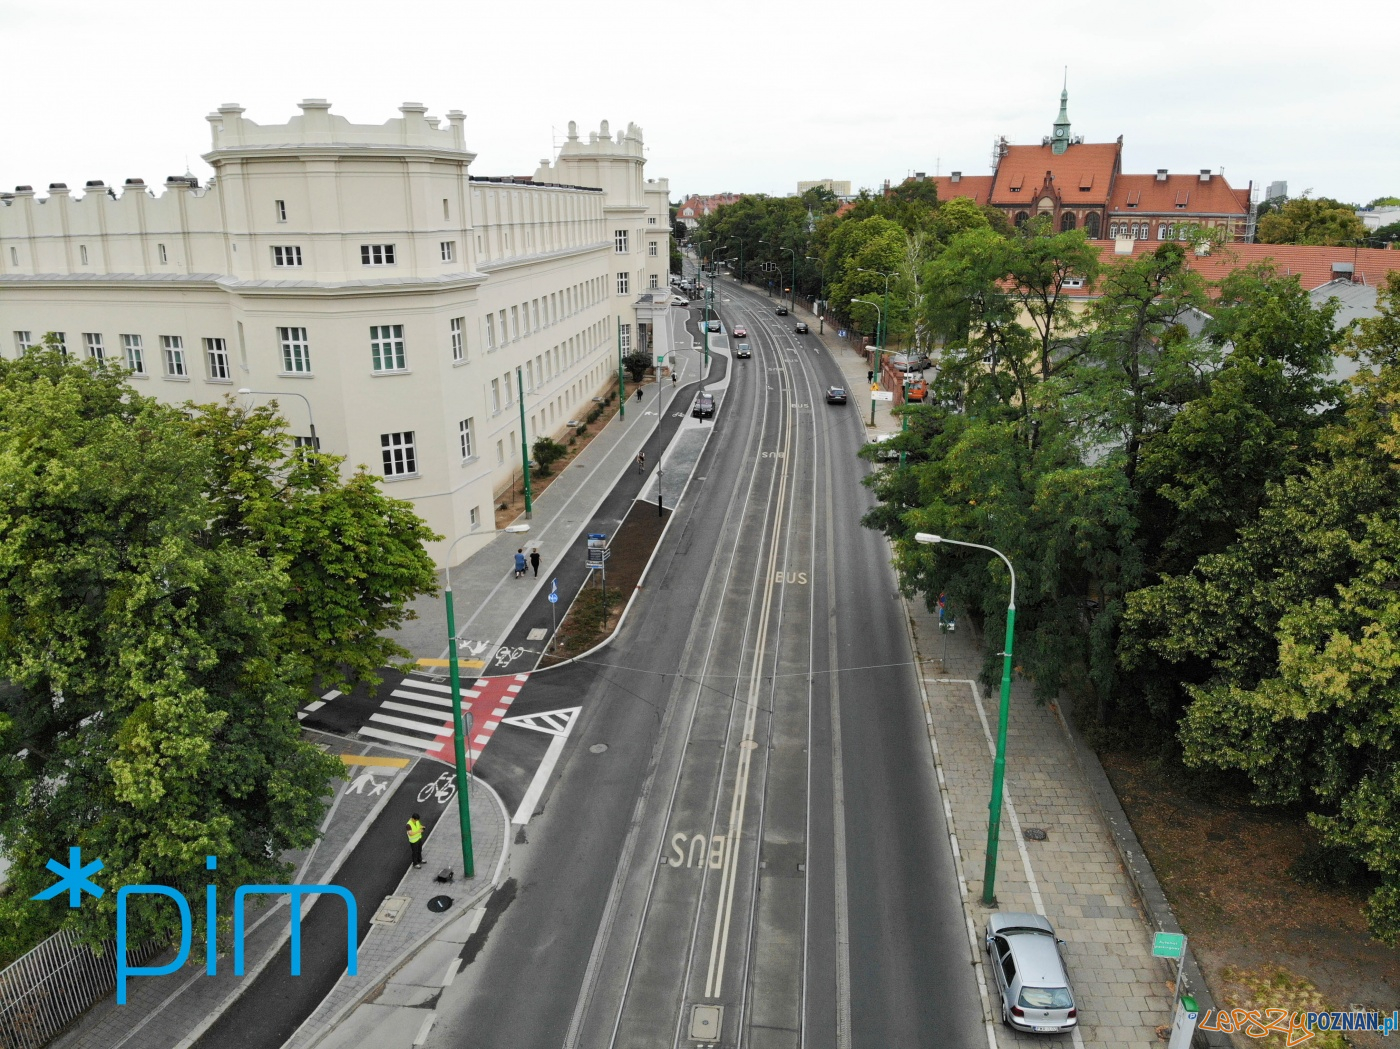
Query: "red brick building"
921 89 1253 242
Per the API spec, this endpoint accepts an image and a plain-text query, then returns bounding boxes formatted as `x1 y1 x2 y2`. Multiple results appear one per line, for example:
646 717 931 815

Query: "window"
1060 212 1077 232
619 323 632 352
370 324 407 372
485 313 496 350
1084 213 1101 239
275 199 287 222
14 331 32 354
648 216 657 225
532 300 540 331
202 337 231 379
158 243 168 264
496 439 504 465
510 306 520 340
491 378 501 413
8 246 16 265
458 417 475 460
49 332 67 356
360 244 396 266
278 326 311 373
649 274 659 290
503 372 513 405
499 309 508 343
272 246 303 267
440 240 455 262
649 241 658 257
162 335 187 377
442 198 449 220
83 333 105 360
614 229 629 253
79 245 89 265
122 334 144 373
450 317 465 362
1158 224 1168 240
380 432 417 477
616 272 629 295
470 505 480 529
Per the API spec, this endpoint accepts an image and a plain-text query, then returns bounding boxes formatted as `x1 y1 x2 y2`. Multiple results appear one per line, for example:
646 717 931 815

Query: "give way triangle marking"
501 707 580 737
505 706 583 825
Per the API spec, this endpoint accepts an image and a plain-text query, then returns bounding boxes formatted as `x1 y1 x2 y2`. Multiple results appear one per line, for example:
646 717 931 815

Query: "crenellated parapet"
205 99 470 160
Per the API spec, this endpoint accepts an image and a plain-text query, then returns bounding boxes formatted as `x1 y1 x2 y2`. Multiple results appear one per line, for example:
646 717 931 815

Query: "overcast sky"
3 0 1396 207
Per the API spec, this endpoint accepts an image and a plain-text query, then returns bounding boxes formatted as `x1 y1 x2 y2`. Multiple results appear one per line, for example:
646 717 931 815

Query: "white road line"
381 700 454 720
391 688 456 708
440 956 462 988
511 732 568 825
321 689 342 701
412 1011 436 1046
370 712 451 735
358 726 443 751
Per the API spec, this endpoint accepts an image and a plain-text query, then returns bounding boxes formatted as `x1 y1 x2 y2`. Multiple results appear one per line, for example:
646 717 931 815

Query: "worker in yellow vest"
407 812 425 868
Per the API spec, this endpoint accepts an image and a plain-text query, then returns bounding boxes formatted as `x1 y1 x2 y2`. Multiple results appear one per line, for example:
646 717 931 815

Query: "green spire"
1051 72 1071 155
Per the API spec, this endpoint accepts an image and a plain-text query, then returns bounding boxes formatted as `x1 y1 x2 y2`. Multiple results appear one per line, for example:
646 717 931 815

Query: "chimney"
1156 169 1168 182
914 172 926 179
1199 169 1212 182
951 171 962 183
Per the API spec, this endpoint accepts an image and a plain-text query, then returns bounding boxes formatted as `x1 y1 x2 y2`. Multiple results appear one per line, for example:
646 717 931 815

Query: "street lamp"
723 237 744 283
776 246 798 314
516 368 533 517
852 297 883 426
914 532 1016 907
237 388 318 449
805 256 826 333
857 268 895 356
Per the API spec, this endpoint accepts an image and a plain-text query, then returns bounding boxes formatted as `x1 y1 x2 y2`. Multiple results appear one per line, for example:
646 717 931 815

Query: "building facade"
918 89 1254 242
0 101 671 564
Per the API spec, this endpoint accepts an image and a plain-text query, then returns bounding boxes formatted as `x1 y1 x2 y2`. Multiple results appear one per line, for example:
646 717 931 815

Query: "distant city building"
1357 205 1400 231
676 192 742 230
797 179 852 199
1266 180 1288 201
0 102 671 564
910 87 1254 242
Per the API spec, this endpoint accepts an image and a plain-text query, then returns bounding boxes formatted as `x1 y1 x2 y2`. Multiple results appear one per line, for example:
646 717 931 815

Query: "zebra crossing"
355 672 529 762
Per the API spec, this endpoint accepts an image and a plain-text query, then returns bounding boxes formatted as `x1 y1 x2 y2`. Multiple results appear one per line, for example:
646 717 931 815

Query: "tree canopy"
1257 195 1368 246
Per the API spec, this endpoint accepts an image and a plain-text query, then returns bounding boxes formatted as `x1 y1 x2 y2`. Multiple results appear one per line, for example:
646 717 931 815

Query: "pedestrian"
514 548 527 578
529 548 540 577
636 387 643 402
637 450 646 473
407 812 424 868
672 370 677 384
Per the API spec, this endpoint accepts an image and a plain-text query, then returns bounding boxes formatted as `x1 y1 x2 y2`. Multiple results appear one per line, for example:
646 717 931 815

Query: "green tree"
1257 195 1367 245
531 436 567 477
622 349 651 383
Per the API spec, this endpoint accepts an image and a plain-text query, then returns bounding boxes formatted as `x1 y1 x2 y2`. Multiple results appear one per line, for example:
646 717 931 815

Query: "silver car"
985 913 1078 1034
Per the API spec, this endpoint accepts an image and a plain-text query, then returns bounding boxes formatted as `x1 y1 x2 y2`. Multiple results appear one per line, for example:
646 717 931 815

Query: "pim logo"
33 848 357 1003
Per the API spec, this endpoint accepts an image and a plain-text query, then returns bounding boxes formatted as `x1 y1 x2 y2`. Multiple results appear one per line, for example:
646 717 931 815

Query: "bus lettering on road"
669 832 728 869
773 571 808 585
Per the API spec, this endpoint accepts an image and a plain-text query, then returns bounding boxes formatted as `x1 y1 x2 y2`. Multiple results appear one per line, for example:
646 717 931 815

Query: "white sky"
2 0 1396 206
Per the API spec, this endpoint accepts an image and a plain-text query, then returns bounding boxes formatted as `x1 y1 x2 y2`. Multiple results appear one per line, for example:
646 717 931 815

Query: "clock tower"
1051 83 1072 155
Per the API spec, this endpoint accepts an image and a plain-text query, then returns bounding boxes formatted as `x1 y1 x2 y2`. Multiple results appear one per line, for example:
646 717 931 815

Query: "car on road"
825 386 847 404
670 295 689 306
775 306 789 316
733 326 748 338
794 322 809 334
691 392 715 418
735 344 752 359
706 320 721 333
985 913 1078 1035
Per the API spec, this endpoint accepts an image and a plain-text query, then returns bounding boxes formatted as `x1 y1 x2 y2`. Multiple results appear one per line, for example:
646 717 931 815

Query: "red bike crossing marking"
354 672 528 761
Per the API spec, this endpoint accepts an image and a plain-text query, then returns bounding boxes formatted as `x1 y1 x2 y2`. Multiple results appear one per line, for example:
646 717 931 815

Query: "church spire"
1052 70 1071 155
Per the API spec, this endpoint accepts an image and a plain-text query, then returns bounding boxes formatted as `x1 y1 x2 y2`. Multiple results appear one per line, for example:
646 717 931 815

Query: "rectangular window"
275 199 287 222
360 244 396 266
532 300 540 331
8 246 17 265
649 274 659 290
370 324 407 372
14 331 32 354
617 272 629 295
491 378 501 413
122 334 144 373
440 240 455 262
450 317 465 362
80 245 89 265
158 244 168 264
83 333 104 360
204 337 230 380
649 241 658 257
278 326 311 373
470 505 480 529
648 216 657 225
51 333 67 356
162 335 187 377
485 314 496 350
458 417 475 460
503 372 513 405
496 439 505 465
619 323 632 352
380 431 417 477
499 309 508 343
511 306 519 340
614 229 629 253
273 246 303 267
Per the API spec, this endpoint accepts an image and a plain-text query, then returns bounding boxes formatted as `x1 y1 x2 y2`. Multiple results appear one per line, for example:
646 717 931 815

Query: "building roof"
1106 174 1248 217
989 142 1121 206
1087 240 1400 293
925 174 996 205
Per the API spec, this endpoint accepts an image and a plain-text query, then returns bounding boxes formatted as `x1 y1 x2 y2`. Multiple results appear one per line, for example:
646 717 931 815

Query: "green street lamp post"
858 268 894 356
516 368 532 518
617 317 626 419
915 532 1016 906
440 536 484 880
804 256 826 334
852 297 883 426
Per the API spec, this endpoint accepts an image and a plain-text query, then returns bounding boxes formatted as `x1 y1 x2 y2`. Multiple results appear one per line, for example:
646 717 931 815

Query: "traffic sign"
871 391 894 402
548 591 558 604
1152 932 1185 958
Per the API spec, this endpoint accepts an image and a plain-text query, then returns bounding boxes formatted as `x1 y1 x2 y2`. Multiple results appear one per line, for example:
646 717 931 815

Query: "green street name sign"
1152 932 1186 958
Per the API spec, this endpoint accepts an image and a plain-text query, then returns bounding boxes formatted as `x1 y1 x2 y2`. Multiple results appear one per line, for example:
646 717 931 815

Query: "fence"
0 927 163 1049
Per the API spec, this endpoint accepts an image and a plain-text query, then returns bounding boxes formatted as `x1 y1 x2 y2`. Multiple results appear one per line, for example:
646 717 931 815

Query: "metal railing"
0 926 164 1049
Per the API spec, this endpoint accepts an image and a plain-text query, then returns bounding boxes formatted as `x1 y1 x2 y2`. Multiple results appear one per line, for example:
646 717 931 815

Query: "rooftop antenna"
936 156 941 177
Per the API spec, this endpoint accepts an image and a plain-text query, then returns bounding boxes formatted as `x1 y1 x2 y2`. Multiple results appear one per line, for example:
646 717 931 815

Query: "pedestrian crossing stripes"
351 673 528 761
296 688 343 721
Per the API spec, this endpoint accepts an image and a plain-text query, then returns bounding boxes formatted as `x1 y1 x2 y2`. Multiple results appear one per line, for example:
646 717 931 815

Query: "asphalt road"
421 276 985 1048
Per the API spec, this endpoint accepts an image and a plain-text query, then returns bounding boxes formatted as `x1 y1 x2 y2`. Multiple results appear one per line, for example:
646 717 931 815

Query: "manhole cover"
1023 828 1048 841
589 743 608 754
372 895 411 925
527 628 547 641
427 895 454 913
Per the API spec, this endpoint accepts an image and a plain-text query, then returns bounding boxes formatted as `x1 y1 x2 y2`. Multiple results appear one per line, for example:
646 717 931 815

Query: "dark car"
794 322 809 334
733 325 748 338
706 319 721 333
735 344 752 359
775 306 789 316
692 392 715 418
826 386 847 404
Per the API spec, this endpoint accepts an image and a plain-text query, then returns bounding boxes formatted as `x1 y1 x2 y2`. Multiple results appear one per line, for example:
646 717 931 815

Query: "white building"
0 101 671 565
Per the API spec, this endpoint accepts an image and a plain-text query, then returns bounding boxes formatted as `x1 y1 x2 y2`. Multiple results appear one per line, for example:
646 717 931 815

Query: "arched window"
1014 211 1029 228
1060 212 1077 232
1084 212 1101 238
1108 222 1119 238
1130 223 1141 240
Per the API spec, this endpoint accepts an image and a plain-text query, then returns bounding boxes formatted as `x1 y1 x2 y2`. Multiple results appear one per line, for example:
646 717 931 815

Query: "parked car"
670 295 689 306
985 913 1078 1035
794 322 809 334
691 392 715 418
735 344 752 359
775 306 789 316
706 320 721 333
826 386 847 404
733 325 748 338
888 351 931 372
904 378 928 402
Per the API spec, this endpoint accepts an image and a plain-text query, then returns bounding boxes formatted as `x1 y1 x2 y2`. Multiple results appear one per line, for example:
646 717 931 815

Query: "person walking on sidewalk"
529 548 541 577
407 812 424 868
514 549 527 578
636 387 643 402
637 450 646 474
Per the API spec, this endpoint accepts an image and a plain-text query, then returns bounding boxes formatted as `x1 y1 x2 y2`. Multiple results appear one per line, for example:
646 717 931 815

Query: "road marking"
441 956 462 987
415 657 487 669
359 725 445 751
413 1011 436 1046
371 711 450 734
506 706 582 825
339 754 411 768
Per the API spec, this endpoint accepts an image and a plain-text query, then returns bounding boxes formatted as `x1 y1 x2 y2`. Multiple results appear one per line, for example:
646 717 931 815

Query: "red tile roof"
1086 240 1400 294
924 174 995 205
1107 174 1249 217
989 142 1121 206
